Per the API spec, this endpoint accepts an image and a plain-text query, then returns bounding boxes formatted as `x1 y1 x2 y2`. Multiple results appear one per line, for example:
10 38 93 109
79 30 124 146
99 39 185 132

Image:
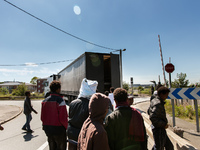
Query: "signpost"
167 88 200 132
165 62 176 127
165 61 199 132
168 88 200 100
165 63 175 73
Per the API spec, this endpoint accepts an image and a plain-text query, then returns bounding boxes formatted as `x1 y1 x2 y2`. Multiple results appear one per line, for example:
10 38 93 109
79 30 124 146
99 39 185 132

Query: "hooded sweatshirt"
67 78 98 141
77 93 110 150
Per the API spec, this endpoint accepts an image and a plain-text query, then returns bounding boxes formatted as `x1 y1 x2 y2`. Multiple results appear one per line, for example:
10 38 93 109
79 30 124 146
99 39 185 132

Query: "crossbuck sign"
168 88 200 100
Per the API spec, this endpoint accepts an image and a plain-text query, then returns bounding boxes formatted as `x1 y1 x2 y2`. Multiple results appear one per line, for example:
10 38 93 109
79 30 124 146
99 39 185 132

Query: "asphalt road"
0 97 150 150
0 100 47 150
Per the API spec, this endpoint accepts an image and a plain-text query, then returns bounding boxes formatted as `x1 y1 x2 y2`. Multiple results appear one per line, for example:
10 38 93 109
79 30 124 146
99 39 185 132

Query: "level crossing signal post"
130 77 133 95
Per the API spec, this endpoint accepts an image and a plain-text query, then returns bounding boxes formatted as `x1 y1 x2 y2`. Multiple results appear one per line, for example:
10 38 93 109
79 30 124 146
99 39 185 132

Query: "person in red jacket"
41 80 68 150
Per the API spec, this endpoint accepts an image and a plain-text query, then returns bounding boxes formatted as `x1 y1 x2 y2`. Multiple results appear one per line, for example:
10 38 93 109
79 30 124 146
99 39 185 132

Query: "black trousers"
152 128 174 150
47 132 66 150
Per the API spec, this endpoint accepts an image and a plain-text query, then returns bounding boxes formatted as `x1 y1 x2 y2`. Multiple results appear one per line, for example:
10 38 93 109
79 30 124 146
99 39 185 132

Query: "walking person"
77 93 110 150
148 86 174 150
67 78 98 150
41 81 68 150
22 91 37 133
105 88 147 150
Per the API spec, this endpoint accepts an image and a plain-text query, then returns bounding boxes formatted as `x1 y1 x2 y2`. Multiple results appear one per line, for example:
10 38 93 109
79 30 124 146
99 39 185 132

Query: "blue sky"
0 0 200 85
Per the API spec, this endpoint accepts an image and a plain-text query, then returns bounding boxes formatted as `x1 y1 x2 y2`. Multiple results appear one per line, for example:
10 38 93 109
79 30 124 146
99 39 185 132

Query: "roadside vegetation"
124 72 200 124
165 100 200 124
165 72 200 123
0 82 43 99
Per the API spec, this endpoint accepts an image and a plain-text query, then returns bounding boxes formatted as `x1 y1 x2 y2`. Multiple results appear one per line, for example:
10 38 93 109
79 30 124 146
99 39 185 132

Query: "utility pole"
119 49 126 88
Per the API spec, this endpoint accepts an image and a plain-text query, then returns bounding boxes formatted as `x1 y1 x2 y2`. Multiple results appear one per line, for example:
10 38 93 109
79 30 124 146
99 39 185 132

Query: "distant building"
0 81 37 93
37 78 47 93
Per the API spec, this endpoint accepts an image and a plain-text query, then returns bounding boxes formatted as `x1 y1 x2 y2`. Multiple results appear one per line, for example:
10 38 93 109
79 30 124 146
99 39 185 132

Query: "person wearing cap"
77 93 110 150
105 88 147 150
67 78 98 150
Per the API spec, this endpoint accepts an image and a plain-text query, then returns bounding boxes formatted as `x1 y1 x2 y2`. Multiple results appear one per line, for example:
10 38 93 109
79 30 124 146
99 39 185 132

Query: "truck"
44 52 121 102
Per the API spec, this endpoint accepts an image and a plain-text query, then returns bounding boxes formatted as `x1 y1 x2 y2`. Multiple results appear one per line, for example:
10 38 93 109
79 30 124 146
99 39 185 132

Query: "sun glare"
73 5 81 15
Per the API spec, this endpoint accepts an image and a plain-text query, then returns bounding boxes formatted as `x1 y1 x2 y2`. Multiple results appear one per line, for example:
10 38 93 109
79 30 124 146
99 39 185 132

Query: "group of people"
20 78 174 150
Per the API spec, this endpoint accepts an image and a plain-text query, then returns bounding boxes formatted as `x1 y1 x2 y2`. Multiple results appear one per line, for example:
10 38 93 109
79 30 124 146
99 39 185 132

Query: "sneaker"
27 130 34 133
22 127 26 131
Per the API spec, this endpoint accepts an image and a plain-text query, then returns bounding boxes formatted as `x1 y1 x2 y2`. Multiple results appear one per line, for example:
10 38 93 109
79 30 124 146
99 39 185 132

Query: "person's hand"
34 110 38 114
0 125 4 130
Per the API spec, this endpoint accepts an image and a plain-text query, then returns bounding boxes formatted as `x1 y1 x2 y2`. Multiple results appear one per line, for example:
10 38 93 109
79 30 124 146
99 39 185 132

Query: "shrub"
165 100 172 115
123 82 129 91
140 88 151 95
0 87 9 95
175 105 185 117
12 83 27 96
31 92 44 97
185 105 194 119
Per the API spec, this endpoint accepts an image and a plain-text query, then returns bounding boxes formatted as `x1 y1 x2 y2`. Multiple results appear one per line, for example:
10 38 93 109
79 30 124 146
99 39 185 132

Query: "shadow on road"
135 108 146 114
22 132 38 141
184 131 200 137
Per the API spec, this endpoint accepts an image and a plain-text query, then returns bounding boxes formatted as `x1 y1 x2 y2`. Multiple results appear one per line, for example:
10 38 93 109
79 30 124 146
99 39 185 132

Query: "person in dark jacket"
105 88 147 150
150 84 163 101
77 93 110 150
22 91 37 133
67 78 98 150
41 81 68 150
148 86 174 150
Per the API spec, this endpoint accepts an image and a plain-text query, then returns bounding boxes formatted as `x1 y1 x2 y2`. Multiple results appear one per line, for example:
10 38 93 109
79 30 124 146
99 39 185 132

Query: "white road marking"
37 141 48 150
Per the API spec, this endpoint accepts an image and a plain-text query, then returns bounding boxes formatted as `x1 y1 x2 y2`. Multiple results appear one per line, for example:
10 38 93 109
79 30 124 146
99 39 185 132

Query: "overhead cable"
0 59 74 67
4 0 119 51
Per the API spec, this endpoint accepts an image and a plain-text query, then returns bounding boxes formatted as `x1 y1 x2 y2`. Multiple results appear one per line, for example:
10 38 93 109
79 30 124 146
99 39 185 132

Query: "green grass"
165 100 200 124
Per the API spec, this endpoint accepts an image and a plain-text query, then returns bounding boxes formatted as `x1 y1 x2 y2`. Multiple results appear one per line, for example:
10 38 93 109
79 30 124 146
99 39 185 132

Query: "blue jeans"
22 114 32 131
152 128 174 150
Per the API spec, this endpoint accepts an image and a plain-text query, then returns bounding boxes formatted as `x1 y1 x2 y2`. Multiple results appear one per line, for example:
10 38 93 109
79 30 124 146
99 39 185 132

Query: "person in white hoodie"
67 78 98 150
108 87 116 110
